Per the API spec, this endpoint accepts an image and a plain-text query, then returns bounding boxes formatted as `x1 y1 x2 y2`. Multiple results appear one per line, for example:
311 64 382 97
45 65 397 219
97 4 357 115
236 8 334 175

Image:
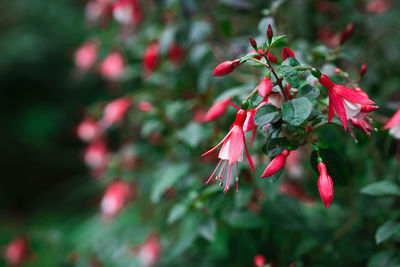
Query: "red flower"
3 236 30 267
366 0 392 14
77 118 100 142
101 97 133 126
282 47 295 61
137 101 154 113
317 161 334 209
112 0 142 25
203 98 231 122
101 179 131 219
202 109 255 193
133 233 161 267
384 107 400 139
254 254 266 267
257 76 272 98
317 74 375 131
267 52 278 63
84 139 107 169
243 97 269 147
261 149 290 178
99 51 125 80
212 59 240 77
168 42 184 65
250 49 266 60
74 40 98 70
143 41 160 74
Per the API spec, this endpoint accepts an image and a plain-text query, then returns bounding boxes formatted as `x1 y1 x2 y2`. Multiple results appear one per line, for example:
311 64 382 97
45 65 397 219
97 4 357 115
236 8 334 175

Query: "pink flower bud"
203 98 231 122
168 42 184 65
257 76 272 98
102 97 133 126
143 41 160 74
360 63 368 77
139 234 161 267
137 101 153 113
99 51 125 80
317 161 334 209
267 52 277 63
249 36 257 50
267 24 273 42
74 41 98 70
251 49 266 60
101 180 131 218
281 47 295 61
84 140 107 169
261 149 290 178
339 23 355 45
254 254 267 267
112 0 142 25
77 119 100 142
4 236 30 266
212 60 239 77
366 0 392 14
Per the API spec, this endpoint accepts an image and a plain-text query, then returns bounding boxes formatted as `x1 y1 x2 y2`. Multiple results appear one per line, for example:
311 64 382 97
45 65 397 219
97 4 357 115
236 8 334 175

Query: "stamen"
206 159 222 184
224 164 234 193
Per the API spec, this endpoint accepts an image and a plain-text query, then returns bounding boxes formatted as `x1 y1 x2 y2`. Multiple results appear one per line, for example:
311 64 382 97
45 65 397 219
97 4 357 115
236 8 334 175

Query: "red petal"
335 85 375 105
330 90 348 130
384 107 400 129
201 130 233 157
227 127 244 165
243 131 256 172
328 93 334 122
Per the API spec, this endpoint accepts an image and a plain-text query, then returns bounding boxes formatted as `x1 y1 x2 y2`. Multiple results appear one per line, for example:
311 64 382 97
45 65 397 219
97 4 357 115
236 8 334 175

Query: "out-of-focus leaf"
225 211 263 228
361 181 400 196
234 186 253 208
375 220 400 244
167 203 188 224
270 35 288 48
198 218 217 242
176 123 208 147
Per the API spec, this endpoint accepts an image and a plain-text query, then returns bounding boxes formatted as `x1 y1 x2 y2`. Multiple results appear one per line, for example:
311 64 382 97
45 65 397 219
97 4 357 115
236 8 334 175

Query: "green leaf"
198 218 217 242
361 181 400 196
299 84 320 100
225 211 263 228
277 65 301 88
310 149 350 186
234 186 253 208
270 35 288 48
263 137 290 157
151 163 190 202
160 26 177 55
176 123 208 147
282 57 300 67
281 97 312 126
167 203 188 224
240 51 259 64
375 220 400 244
254 104 280 126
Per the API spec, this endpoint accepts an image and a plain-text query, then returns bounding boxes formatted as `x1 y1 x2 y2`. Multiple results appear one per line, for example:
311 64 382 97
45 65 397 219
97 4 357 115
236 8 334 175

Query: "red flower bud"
257 76 272 98
143 41 160 74
254 254 267 267
281 47 295 61
339 22 355 44
249 36 257 50
261 149 290 178
203 98 231 122
360 63 368 77
317 161 334 209
318 74 335 90
267 24 273 43
267 52 277 63
212 60 239 76
168 42 184 65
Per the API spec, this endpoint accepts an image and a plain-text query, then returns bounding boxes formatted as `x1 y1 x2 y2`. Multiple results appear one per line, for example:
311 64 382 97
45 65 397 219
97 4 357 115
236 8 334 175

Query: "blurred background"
1 0 399 266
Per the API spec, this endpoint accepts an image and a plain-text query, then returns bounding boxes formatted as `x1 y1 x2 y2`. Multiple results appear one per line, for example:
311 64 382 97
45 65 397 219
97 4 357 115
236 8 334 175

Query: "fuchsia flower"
267 52 278 63
137 101 154 113
261 149 290 178
84 140 107 169
203 98 231 122
243 97 269 146
101 97 132 127
257 76 272 98
202 109 255 193
3 236 30 267
254 254 267 267
77 119 100 142
168 42 185 65
366 0 392 14
143 41 160 75
99 51 125 80
134 233 161 267
282 47 295 61
100 179 131 218
112 0 142 26
384 107 400 139
317 160 334 209
212 59 240 77
316 73 375 131
74 41 98 70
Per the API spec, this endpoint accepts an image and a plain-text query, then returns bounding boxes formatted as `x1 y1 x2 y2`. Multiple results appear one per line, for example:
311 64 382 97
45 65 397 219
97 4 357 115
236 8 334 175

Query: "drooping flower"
3 236 30 267
254 254 267 267
212 59 240 77
314 72 375 131
281 47 295 61
77 118 100 142
261 149 290 178
101 97 133 127
74 40 98 71
100 179 131 219
257 76 272 98
384 107 400 139
203 98 231 122
112 0 142 26
99 51 125 80
84 139 108 169
143 41 160 75
317 160 334 209
202 109 255 193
